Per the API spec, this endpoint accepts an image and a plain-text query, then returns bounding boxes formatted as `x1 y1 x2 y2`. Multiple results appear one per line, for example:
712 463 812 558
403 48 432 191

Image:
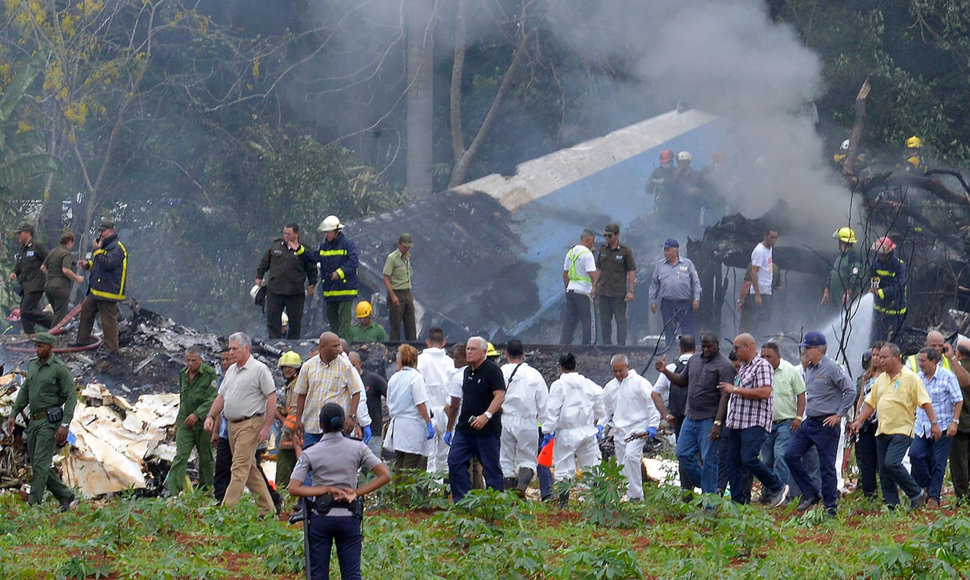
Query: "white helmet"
249 285 260 300
677 151 692 162
840 139 850 152
319 215 342 232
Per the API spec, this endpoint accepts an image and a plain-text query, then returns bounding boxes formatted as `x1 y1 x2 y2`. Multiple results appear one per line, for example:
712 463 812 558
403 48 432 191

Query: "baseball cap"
664 238 680 249
798 332 826 347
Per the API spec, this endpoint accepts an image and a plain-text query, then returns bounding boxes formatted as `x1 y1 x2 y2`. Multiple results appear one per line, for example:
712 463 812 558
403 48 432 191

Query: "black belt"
807 415 831 421
229 413 264 424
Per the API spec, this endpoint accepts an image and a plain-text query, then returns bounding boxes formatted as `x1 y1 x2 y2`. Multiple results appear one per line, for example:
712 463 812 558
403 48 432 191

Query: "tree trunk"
406 0 436 199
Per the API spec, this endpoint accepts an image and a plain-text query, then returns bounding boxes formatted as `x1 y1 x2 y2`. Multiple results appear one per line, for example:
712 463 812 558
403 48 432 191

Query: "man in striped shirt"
719 334 789 506
294 331 364 448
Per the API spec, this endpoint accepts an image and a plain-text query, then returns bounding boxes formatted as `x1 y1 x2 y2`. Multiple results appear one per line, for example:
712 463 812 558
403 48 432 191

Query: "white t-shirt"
563 244 596 295
749 242 773 296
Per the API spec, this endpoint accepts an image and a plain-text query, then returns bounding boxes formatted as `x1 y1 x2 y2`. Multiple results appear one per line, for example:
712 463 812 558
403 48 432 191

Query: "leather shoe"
909 489 927 512
796 495 820 512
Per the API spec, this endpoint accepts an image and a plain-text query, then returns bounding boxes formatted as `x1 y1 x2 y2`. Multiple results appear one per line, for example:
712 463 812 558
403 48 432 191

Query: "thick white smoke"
548 0 854 237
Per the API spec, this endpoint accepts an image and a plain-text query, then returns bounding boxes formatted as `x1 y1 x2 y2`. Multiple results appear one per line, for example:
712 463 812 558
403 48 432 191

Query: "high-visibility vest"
567 247 592 284
907 355 952 374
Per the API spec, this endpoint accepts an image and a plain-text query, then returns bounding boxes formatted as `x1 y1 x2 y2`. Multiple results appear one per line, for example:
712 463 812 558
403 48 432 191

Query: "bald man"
294 332 364 448
718 334 789 506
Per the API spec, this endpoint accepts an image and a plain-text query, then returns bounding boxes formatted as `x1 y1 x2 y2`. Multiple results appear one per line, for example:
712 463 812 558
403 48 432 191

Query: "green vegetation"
4 464 970 578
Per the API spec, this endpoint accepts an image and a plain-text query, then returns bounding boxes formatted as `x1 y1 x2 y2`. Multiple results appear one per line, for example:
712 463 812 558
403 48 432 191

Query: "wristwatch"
483 411 493 420
713 420 722 426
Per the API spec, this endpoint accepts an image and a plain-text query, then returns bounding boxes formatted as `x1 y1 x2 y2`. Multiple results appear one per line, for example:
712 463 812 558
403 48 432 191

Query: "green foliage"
576 459 638 528
368 468 451 511
862 513 970 579
554 545 643 580
56 556 110 580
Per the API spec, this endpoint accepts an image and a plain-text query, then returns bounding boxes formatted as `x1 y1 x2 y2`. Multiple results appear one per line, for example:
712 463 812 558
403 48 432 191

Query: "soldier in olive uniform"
168 346 219 495
9 222 50 334
5 333 77 509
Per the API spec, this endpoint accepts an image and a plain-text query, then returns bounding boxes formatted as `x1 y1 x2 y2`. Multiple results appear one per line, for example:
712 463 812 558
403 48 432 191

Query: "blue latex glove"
540 433 552 448
647 426 657 439
596 425 604 439
444 431 453 446
426 422 435 440
362 425 372 444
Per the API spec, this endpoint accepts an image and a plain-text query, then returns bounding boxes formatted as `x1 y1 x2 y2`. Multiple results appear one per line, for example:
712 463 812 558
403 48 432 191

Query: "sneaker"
909 489 927 512
288 510 305 524
826 507 837 517
769 484 791 508
59 497 79 512
796 495 821 512
756 490 770 505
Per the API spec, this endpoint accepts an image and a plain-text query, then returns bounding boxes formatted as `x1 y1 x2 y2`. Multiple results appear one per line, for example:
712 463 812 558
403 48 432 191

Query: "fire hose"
3 302 103 354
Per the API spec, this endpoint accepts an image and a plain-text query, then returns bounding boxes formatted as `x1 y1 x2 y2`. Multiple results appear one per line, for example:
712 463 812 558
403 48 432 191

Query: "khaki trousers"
224 416 276 516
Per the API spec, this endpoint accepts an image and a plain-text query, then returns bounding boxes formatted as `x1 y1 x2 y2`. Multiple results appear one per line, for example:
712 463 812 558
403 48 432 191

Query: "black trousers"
266 292 304 339
560 291 592 345
20 289 52 334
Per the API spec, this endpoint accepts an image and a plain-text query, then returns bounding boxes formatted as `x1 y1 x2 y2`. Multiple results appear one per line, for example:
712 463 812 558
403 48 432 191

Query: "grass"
3 465 970 578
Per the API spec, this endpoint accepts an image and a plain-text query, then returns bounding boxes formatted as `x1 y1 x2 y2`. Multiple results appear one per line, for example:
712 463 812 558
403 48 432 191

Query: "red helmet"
872 236 896 253
659 149 674 163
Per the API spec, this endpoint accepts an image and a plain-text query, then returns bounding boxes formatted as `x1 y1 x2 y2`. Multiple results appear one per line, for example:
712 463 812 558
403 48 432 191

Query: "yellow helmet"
832 227 857 244
278 351 302 368
905 135 923 149
355 301 372 318
486 342 500 358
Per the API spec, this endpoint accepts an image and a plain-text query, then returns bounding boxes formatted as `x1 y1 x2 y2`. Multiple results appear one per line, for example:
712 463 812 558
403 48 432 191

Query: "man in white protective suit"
417 326 454 474
541 352 605 508
603 354 661 502
499 339 549 496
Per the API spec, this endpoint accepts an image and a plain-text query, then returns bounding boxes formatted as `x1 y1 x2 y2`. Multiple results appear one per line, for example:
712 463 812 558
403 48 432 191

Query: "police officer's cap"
33 332 56 346
16 222 34 234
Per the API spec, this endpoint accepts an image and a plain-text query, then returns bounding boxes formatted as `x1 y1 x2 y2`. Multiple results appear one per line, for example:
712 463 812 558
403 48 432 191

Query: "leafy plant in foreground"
576 460 637 528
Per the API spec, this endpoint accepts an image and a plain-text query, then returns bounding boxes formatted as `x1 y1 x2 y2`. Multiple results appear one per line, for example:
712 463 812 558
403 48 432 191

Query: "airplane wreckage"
3 103 970 497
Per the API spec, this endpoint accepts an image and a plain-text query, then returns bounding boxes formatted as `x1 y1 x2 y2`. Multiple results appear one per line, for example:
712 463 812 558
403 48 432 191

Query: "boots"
515 467 534 497
558 490 570 509
503 477 518 492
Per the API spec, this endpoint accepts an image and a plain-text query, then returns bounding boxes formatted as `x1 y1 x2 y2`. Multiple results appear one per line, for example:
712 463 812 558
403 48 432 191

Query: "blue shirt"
802 356 856 418
915 367 963 437
649 257 701 303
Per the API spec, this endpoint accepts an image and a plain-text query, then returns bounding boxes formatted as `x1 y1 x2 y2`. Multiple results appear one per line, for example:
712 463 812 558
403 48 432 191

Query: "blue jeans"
447 431 503 502
785 417 840 510
307 514 362 580
762 419 794 487
725 426 781 504
676 417 719 494
877 434 922 507
910 435 955 503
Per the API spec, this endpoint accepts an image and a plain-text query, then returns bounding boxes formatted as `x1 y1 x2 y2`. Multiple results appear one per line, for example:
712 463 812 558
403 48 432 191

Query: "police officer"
289 403 391 580
73 219 128 353
5 332 78 509
255 223 317 340
9 222 50 335
168 346 219 495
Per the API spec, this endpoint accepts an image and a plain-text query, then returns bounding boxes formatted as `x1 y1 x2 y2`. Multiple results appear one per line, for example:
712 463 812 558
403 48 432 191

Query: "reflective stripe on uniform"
323 289 358 297
91 241 127 301
567 247 592 283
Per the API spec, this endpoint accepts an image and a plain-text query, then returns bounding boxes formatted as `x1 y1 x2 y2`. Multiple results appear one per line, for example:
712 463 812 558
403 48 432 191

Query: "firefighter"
869 236 907 342
902 135 924 173
275 350 303 494
316 216 359 342
647 149 676 211
820 227 863 311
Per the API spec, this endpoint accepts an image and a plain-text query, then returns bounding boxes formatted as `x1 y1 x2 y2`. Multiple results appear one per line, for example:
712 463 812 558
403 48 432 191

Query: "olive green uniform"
350 321 388 343
9 354 77 505
825 250 863 311
43 245 77 327
168 363 219 494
